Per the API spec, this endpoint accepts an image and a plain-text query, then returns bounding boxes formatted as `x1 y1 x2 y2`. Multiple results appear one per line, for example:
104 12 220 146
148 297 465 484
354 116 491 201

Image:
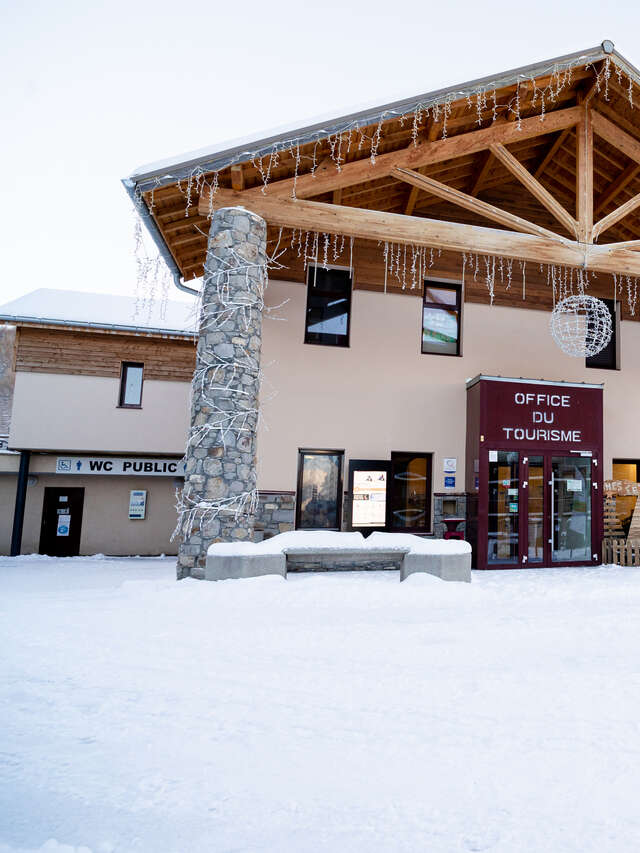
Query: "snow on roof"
0 289 196 336
125 42 629 190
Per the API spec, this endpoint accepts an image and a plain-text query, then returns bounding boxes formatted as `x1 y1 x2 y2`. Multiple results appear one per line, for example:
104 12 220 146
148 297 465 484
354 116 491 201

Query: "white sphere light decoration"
550 294 612 358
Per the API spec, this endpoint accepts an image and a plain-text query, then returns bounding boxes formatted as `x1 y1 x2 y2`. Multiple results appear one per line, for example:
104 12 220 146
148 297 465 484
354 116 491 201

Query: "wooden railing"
603 539 640 566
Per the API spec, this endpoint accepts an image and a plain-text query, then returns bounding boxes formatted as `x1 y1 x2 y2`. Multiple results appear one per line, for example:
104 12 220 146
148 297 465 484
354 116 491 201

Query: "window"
389 451 432 533
611 459 640 537
422 281 462 356
296 449 344 529
304 266 352 347
118 362 144 408
586 298 619 370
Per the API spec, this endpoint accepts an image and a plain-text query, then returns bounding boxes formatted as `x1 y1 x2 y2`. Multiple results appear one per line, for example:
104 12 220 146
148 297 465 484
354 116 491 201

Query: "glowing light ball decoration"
549 294 612 358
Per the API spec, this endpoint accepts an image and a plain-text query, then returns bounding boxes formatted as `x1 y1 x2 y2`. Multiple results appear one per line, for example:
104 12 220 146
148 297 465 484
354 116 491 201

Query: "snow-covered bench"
205 530 471 583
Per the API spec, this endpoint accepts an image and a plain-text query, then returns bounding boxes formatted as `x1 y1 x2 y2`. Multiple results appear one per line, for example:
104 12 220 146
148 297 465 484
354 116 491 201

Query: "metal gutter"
122 177 200 297
0 313 196 339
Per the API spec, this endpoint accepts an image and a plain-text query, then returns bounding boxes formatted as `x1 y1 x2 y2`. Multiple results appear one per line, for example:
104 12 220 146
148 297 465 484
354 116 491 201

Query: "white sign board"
56 514 70 537
56 457 183 476
129 490 147 520
352 470 387 528
566 479 583 492
443 457 457 473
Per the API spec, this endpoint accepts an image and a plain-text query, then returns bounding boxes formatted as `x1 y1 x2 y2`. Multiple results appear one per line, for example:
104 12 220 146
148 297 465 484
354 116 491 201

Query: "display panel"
352 470 387 528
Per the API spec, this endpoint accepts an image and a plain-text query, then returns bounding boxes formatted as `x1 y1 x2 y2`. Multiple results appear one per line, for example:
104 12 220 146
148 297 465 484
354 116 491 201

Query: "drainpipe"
10 450 31 556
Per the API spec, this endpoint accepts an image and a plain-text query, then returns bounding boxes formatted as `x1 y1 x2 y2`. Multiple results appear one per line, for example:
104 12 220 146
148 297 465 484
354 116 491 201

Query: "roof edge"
126 42 615 191
0 314 196 340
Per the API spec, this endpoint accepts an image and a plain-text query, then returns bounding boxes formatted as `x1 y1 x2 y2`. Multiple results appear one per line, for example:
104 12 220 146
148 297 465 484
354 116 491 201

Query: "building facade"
0 290 194 556
7 43 640 571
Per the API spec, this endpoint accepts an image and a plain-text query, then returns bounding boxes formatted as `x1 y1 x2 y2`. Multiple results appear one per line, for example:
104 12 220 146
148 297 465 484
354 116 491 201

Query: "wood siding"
15 327 196 381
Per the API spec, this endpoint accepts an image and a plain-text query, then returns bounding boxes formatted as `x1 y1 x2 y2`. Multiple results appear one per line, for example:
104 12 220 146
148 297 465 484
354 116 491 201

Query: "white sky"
1 0 637 307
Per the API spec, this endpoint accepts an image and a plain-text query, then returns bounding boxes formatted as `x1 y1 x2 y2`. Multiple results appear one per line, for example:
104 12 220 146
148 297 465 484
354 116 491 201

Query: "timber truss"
131 44 640 310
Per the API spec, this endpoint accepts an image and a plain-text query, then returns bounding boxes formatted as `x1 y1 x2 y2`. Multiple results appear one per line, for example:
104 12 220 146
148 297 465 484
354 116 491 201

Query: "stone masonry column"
177 207 267 579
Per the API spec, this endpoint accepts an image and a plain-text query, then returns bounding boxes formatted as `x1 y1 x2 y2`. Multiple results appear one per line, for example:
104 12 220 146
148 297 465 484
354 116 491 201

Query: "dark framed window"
421 280 462 356
304 265 352 347
388 451 432 533
118 362 144 408
296 449 344 530
586 298 619 370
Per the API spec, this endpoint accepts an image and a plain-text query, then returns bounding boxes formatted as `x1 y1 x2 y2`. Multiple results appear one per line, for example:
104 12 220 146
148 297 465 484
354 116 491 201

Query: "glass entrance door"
487 451 520 566
487 451 595 568
526 456 545 564
551 456 592 563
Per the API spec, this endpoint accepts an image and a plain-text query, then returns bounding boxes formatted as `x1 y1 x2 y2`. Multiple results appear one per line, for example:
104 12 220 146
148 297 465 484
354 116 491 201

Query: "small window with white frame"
118 362 144 408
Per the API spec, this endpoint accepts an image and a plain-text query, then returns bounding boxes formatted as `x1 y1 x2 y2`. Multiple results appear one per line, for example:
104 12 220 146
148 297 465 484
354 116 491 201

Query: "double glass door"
488 451 594 567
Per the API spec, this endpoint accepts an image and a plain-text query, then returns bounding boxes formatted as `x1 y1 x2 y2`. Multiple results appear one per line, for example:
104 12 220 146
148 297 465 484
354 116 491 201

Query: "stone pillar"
177 207 267 579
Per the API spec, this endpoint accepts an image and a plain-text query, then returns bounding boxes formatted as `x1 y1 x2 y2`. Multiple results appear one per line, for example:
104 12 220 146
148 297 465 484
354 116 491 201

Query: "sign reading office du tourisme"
56 456 184 476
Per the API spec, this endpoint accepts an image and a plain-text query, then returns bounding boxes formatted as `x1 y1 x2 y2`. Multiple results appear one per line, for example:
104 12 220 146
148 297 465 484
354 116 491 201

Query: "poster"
56 514 70 537
352 471 387 527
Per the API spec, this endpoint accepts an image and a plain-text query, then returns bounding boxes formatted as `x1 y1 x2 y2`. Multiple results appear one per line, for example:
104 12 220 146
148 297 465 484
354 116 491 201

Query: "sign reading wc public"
56 456 184 476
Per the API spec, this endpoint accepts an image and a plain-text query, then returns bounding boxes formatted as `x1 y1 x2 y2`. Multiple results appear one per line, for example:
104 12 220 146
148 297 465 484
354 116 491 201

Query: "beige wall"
257 280 640 492
9 374 190 454
0 472 179 556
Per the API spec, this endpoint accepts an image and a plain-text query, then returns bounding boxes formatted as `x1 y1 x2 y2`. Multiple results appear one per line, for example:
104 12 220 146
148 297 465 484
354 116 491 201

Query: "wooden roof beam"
199 106 582 208
592 190 640 241
199 188 640 277
469 151 494 196
576 107 594 243
595 163 640 215
533 129 572 180
404 185 420 215
592 109 640 165
230 165 245 191
489 143 578 237
391 166 565 241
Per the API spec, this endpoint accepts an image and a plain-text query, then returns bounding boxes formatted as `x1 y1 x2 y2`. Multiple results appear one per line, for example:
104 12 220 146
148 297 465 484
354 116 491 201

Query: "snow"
3 555 640 852
367 530 472 555
208 529 471 556
0 290 195 335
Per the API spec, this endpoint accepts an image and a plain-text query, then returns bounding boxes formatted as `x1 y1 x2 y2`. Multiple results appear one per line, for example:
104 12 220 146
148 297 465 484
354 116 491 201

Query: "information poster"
129 490 148 520
56 515 70 537
352 471 387 528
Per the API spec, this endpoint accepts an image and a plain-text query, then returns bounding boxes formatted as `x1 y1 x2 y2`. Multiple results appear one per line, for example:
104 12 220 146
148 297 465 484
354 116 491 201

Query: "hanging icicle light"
549 294 612 358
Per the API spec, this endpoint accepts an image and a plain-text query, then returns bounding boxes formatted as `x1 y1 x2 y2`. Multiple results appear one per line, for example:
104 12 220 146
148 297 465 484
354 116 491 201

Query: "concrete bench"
204 551 286 582
284 547 409 573
401 551 471 583
205 540 471 583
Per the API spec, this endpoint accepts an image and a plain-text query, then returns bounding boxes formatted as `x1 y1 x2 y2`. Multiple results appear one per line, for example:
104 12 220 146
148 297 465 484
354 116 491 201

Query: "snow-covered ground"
2 556 640 853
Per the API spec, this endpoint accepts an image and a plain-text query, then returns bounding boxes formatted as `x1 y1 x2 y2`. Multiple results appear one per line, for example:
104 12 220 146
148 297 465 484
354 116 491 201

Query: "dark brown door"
39 487 85 556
